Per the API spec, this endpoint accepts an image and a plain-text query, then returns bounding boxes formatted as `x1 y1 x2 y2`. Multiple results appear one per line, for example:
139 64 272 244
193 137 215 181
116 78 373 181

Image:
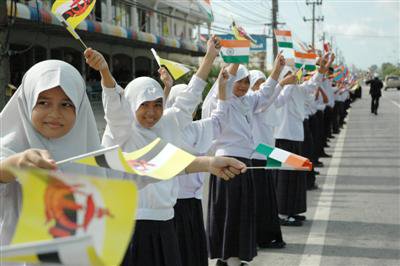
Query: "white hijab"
102 77 194 153
202 64 250 119
0 60 103 246
249 70 266 90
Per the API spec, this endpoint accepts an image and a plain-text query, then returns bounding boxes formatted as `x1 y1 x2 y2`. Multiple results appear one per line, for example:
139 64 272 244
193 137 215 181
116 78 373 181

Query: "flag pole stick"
246 166 311 171
56 145 120 166
77 37 88 50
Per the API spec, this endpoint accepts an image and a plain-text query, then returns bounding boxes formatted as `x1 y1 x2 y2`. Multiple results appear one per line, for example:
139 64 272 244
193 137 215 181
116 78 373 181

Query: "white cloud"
325 22 386 37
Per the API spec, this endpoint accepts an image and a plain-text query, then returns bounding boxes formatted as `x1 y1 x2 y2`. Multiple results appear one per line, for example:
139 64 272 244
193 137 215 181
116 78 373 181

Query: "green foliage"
380 62 400 77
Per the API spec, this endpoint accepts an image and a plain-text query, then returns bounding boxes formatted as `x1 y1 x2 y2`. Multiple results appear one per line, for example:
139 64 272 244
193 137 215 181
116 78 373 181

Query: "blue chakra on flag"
226 48 235 56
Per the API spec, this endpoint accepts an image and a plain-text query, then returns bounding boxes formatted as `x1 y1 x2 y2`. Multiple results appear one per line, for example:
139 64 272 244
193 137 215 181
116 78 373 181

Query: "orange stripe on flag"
220 40 251 48
294 51 317 59
274 30 292 37
285 154 311 169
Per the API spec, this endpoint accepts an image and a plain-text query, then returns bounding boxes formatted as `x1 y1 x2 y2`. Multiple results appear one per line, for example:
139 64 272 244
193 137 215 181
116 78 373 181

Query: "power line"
303 0 324 48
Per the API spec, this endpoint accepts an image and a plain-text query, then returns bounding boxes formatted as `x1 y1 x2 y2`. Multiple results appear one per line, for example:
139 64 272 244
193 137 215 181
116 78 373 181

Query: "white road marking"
299 111 350 266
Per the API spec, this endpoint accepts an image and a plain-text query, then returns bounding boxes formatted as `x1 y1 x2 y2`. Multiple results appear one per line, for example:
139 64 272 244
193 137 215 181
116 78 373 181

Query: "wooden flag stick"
56 145 120 166
246 166 311 171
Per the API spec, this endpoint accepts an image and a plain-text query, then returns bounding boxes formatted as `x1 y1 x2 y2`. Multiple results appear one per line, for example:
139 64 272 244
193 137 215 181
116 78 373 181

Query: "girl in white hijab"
0 60 104 246
248 69 287 250
85 39 246 266
162 68 230 266
273 55 333 226
201 54 288 266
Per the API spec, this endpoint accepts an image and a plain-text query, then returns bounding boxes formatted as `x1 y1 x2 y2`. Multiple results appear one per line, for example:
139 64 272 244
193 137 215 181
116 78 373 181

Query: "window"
138 8 150 32
113 54 133 88
135 56 151 78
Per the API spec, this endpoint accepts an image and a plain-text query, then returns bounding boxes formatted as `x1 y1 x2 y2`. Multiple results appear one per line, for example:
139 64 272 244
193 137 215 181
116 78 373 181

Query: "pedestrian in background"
366 74 383 115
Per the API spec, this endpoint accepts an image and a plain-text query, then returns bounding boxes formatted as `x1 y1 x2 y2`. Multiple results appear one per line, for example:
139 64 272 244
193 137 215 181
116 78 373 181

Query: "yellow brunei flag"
1 167 138 266
151 48 192 80
57 138 196 180
51 0 96 40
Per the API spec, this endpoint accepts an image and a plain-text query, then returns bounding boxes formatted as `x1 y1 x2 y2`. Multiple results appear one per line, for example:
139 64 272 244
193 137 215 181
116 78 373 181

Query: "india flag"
220 40 250 63
294 51 317 71
256 143 312 171
197 0 213 22
274 29 293 49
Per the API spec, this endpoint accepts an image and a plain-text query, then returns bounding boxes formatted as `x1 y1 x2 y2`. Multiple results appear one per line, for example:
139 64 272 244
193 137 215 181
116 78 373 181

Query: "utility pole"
0 1 10 109
303 0 324 49
269 0 285 59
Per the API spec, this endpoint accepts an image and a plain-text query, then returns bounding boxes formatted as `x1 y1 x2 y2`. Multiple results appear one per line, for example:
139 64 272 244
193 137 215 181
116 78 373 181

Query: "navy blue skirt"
174 198 208 266
121 219 182 266
251 159 284 246
207 157 257 261
274 139 307 215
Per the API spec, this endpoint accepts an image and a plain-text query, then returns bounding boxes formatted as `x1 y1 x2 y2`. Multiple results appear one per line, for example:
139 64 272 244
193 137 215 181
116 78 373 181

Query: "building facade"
7 0 210 92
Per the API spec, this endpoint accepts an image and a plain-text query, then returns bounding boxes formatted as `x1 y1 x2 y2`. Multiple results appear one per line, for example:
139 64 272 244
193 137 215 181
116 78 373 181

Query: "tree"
0 1 10 109
380 62 400 77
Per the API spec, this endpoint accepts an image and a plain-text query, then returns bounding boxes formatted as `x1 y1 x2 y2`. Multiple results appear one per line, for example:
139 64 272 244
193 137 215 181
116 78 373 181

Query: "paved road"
207 87 400 266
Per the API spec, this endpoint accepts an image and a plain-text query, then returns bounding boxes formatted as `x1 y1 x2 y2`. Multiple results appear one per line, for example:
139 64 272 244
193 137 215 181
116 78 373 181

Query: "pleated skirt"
207 156 257 261
251 159 284 246
303 119 316 188
274 139 307 215
173 198 208 266
121 219 182 266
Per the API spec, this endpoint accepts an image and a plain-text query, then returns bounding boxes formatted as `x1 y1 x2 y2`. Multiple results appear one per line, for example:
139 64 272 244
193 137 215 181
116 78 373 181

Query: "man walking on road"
366 74 383 115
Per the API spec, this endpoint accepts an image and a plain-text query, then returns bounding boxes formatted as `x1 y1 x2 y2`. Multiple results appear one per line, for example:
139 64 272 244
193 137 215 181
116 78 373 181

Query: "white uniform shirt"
213 78 281 158
321 79 335 108
274 72 323 141
177 101 228 200
102 75 206 221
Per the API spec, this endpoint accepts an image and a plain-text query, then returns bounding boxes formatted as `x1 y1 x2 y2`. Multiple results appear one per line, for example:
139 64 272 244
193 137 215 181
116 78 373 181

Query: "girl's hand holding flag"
84 48 115 88
270 51 286 81
318 53 335 75
0 149 57 183
159 67 173 90
279 74 297 87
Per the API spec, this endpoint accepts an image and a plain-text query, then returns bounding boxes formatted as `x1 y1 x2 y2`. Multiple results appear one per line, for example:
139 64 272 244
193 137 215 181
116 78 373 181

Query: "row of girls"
0 35 345 266
0 36 245 263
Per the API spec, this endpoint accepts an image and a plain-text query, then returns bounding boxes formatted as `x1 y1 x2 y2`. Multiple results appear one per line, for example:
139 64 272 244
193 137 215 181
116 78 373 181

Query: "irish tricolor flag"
274 29 293 48
220 40 250 63
294 51 317 71
255 143 312 171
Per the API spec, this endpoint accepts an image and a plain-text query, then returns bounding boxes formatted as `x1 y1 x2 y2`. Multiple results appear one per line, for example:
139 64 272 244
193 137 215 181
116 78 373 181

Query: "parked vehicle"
384 75 400 90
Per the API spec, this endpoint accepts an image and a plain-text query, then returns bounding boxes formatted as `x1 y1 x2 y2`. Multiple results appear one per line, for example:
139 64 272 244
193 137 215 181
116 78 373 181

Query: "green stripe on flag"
295 63 316 71
266 158 282 168
221 55 249 63
277 42 293 48
256 144 274 158
255 143 283 168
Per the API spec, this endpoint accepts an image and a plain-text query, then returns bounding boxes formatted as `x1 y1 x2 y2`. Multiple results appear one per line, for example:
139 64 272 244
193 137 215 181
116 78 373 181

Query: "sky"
207 0 400 70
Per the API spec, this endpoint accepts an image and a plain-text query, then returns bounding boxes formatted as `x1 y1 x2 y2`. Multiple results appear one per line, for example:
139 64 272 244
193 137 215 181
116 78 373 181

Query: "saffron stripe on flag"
274 30 292 37
220 39 251 48
294 51 317 59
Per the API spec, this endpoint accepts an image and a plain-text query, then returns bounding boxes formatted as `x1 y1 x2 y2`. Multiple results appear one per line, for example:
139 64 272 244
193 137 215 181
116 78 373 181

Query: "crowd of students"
0 36 353 266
